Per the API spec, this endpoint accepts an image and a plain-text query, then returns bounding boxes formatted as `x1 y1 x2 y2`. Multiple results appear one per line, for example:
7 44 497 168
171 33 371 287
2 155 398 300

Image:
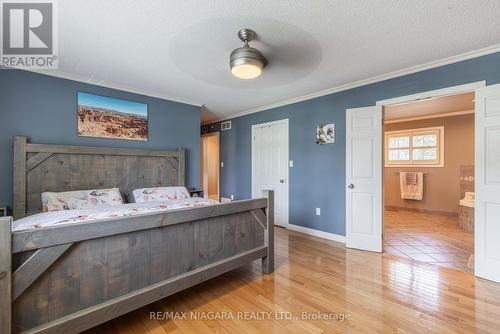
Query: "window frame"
384 126 444 167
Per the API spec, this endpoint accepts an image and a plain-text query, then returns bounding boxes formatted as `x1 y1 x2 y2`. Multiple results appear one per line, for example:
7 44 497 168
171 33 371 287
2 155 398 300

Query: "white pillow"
42 188 124 212
132 186 190 202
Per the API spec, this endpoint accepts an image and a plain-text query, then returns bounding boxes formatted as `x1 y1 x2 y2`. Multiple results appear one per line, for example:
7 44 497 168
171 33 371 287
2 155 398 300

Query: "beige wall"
384 114 474 214
200 134 219 199
207 135 219 197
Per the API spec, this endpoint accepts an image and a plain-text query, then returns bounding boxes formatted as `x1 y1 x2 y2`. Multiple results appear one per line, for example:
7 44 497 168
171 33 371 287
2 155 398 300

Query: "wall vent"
221 121 231 130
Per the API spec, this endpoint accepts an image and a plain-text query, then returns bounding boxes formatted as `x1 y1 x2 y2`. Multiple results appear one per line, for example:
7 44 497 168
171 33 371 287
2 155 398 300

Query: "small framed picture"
316 123 335 144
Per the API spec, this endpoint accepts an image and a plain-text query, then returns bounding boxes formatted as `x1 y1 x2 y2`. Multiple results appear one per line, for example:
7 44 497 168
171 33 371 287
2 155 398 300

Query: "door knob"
348 184 355 189
280 178 285 184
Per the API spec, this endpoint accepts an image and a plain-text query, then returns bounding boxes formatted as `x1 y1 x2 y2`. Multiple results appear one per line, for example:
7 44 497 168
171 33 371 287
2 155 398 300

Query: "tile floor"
384 209 474 272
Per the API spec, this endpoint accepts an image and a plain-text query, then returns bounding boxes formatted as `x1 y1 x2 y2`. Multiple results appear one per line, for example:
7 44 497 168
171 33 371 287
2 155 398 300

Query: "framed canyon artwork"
77 92 148 141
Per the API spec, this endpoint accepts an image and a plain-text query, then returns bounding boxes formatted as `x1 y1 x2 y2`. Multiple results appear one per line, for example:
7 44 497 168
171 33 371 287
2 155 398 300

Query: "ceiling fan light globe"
230 43 266 80
231 63 263 79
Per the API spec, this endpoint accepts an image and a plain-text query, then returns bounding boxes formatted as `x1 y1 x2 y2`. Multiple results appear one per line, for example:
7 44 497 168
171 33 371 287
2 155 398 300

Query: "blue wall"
209 52 500 236
0 70 201 208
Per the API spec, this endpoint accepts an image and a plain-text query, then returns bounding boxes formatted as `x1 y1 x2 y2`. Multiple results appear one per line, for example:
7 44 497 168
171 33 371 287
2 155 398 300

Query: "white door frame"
376 81 486 106
372 80 486 272
251 118 289 227
346 80 486 249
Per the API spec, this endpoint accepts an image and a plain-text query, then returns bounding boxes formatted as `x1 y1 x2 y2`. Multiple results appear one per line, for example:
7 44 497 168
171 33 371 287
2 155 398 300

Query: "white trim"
377 81 486 106
385 126 445 167
251 118 289 227
377 83 483 280
210 44 500 123
384 109 475 124
21 42 499 122
19 69 202 107
251 118 289 129
286 224 346 244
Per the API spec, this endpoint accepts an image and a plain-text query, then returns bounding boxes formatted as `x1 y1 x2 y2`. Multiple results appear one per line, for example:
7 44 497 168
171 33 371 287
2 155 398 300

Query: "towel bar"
392 172 428 175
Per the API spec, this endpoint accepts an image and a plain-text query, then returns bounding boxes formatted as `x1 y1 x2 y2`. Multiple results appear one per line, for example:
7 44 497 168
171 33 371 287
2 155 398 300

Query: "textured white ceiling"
385 92 475 121
51 0 500 122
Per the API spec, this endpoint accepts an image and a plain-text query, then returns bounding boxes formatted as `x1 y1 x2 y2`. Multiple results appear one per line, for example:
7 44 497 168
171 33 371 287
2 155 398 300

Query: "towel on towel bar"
404 172 417 185
400 172 423 200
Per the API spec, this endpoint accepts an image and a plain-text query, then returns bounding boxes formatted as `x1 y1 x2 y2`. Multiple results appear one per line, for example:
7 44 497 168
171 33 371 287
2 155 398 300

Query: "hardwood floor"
85 227 500 334
384 209 474 272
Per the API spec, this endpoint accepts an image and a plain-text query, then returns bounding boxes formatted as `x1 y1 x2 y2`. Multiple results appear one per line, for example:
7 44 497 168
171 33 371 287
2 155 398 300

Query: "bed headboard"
12 136 186 219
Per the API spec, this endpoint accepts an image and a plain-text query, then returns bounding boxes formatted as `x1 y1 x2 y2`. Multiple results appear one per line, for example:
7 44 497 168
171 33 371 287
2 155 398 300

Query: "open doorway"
347 81 500 282
382 92 475 273
200 132 219 200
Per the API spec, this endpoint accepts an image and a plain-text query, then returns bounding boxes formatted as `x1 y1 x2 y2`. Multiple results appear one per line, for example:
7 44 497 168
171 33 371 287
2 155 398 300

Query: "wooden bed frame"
0 136 274 334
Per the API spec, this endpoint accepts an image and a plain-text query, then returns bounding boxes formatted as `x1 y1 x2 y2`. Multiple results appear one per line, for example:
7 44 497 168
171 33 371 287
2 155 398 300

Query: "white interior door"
346 106 383 252
252 119 289 227
475 84 500 283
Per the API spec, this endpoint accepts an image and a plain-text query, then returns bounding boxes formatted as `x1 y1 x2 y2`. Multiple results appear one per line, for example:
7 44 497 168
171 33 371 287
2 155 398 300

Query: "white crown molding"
384 109 475 124
286 223 346 244
209 43 500 124
16 42 500 122
19 68 202 108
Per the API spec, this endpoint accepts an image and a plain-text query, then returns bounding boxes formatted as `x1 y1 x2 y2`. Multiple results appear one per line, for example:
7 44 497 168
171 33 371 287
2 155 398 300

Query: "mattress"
13 197 219 232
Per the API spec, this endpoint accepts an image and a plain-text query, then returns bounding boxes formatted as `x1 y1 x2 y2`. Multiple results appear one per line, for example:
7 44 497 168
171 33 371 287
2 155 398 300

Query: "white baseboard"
286 224 346 244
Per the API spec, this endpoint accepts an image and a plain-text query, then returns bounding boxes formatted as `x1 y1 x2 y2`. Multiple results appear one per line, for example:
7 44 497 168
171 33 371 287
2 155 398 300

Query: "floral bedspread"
13 198 219 232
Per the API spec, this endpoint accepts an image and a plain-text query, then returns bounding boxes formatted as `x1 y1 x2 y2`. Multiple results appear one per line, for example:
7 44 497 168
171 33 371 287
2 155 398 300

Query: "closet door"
252 119 289 227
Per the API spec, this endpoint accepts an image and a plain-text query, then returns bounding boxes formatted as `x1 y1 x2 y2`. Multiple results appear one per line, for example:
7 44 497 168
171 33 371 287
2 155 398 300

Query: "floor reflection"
88 226 500 334
384 210 474 272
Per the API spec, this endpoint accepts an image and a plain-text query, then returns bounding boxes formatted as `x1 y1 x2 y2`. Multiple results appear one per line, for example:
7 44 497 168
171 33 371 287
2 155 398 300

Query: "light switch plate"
221 162 224 167
289 160 294 167
316 208 321 216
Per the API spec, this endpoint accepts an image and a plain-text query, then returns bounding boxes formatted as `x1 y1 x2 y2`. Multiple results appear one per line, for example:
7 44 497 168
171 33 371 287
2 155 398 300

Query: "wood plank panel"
235 212 254 252
107 231 151 299
173 222 196 276
263 190 274 274
24 153 184 214
79 239 108 308
222 215 237 257
26 161 42 216
12 244 72 300
26 153 53 172
194 220 210 268
47 244 82 320
207 217 225 263
13 136 27 219
0 217 12 334
26 143 180 157
12 269 50 333
178 148 185 186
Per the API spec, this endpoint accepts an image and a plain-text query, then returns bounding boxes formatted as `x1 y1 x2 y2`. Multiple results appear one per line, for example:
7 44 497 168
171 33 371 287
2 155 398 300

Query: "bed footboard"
2 191 274 334
0 217 12 334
